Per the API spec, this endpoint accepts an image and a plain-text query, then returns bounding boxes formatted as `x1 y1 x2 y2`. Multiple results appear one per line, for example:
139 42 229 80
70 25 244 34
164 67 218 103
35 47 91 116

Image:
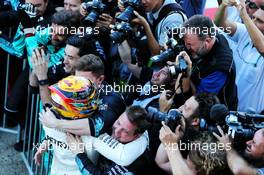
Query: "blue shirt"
180 0 206 18
196 71 227 94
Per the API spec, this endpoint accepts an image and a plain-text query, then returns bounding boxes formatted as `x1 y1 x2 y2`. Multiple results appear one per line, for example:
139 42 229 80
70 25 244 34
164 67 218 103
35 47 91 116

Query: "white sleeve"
93 131 149 166
227 22 248 43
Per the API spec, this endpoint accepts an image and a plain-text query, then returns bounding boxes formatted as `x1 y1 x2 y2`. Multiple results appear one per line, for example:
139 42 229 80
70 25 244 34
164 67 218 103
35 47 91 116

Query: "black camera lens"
84 10 99 25
110 22 134 44
116 6 135 22
82 0 106 26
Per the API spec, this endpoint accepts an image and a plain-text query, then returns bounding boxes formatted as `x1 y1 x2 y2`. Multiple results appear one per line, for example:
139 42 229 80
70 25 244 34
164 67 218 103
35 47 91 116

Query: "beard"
191 42 208 60
195 43 208 58
243 151 264 168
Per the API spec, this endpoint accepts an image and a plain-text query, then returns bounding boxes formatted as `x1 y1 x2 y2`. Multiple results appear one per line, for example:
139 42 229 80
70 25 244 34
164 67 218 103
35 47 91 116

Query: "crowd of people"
0 0 264 174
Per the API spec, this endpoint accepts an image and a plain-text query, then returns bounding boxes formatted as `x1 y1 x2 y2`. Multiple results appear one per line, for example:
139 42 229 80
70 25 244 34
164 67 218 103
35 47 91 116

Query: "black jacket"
191 33 237 110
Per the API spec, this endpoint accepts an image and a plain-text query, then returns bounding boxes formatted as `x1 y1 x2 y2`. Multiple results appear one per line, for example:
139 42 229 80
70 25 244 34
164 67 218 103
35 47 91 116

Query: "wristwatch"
38 79 49 86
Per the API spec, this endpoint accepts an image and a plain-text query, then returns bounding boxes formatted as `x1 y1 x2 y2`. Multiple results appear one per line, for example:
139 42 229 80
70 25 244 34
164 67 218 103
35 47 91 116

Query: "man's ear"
191 117 200 127
97 75 105 85
205 37 214 47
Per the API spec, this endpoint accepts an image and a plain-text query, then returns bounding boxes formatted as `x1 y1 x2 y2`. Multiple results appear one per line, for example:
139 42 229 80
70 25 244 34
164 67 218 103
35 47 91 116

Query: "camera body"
151 28 185 63
225 112 264 140
116 0 142 22
147 106 183 131
168 56 188 79
201 107 264 141
83 0 107 26
110 21 136 43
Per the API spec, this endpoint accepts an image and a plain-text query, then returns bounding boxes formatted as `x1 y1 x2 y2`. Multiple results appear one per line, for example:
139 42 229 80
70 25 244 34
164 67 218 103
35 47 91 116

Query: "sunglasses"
246 0 259 9
245 0 264 10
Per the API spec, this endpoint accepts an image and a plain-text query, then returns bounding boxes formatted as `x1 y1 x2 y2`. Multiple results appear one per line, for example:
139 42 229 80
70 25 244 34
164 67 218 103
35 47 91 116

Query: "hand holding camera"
96 13 114 28
131 11 148 28
81 0 107 26
159 90 175 113
175 51 192 77
159 117 185 146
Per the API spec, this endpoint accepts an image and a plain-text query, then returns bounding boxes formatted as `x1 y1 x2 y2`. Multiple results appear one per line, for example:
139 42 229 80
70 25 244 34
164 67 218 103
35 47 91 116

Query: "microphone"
210 104 229 125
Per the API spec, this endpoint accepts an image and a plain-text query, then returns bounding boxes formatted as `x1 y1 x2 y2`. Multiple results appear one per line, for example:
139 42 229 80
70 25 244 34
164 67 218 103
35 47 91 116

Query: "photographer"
78 0 118 73
174 15 237 110
157 122 228 175
79 0 118 28
213 126 264 175
214 0 264 113
64 0 82 11
149 93 220 156
132 0 187 56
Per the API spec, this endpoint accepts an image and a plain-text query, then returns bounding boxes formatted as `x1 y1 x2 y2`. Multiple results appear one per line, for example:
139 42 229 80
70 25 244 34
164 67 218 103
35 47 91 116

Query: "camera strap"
179 75 184 97
175 74 185 97
151 3 186 35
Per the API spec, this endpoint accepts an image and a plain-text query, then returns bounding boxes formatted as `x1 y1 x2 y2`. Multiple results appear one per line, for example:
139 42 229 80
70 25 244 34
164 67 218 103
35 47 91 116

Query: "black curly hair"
194 93 220 122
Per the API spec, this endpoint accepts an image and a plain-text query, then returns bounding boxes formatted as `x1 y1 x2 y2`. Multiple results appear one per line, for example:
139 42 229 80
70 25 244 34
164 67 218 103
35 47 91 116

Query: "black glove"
17 3 39 30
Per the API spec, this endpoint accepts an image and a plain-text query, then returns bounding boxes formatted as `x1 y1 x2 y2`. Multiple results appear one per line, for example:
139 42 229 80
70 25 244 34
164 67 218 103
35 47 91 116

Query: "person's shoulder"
160 4 187 25
214 33 233 55
164 12 186 23
99 83 126 110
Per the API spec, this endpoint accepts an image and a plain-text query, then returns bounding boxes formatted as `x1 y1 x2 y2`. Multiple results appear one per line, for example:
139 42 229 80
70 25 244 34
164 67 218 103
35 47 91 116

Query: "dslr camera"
225 111 264 140
82 0 107 26
151 27 185 63
116 0 143 22
168 56 188 79
147 106 183 131
110 21 137 43
200 104 264 141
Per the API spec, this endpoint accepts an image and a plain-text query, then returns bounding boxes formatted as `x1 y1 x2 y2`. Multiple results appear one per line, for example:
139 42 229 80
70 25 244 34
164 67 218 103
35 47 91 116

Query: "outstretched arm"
213 126 258 175
214 0 237 35
91 132 148 166
132 11 161 56
238 0 264 56
39 108 91 135
155 143 172 174
159 122 194 175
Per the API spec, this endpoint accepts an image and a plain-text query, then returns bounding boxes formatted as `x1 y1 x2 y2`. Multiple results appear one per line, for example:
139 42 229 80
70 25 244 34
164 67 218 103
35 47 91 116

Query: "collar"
151 0 177 19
